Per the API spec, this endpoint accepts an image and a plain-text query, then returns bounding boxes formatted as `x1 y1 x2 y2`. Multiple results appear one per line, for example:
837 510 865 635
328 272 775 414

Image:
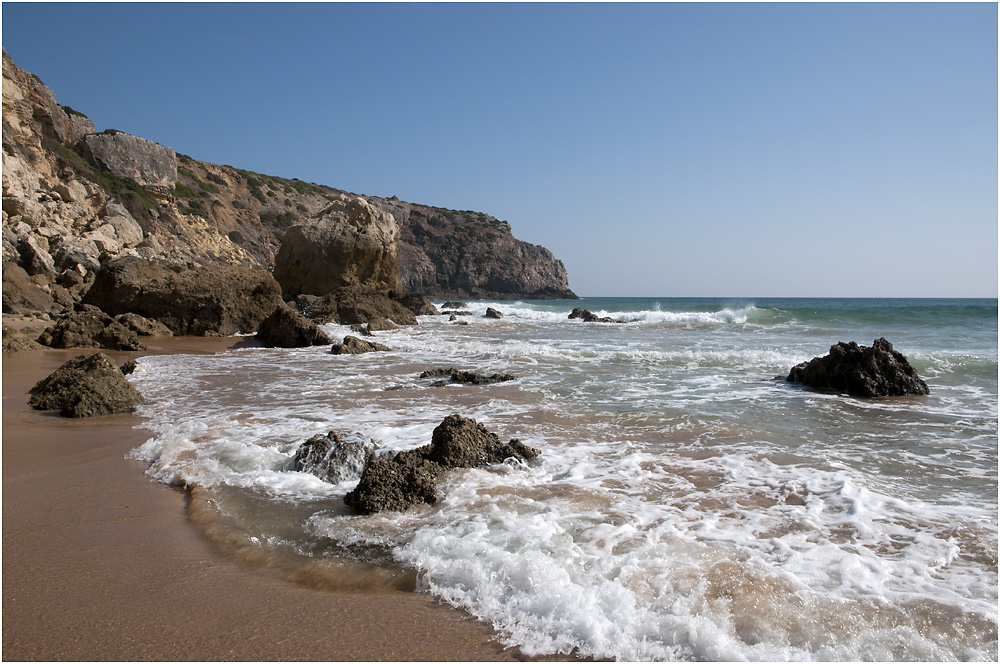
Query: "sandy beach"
2 337 521 661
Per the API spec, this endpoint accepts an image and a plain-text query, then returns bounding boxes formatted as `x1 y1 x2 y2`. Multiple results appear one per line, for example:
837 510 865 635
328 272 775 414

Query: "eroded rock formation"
786 338 930 398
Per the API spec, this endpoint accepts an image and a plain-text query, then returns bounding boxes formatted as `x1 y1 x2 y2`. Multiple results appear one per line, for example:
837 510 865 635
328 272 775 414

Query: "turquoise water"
129 297 998 660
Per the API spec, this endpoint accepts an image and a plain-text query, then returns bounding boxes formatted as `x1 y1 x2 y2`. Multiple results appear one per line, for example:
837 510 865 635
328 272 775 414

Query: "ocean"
127 297 998 661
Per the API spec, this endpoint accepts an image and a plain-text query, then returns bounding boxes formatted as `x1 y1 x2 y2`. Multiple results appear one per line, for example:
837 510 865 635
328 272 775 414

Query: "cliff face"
2 50 575 320
373 198 576 300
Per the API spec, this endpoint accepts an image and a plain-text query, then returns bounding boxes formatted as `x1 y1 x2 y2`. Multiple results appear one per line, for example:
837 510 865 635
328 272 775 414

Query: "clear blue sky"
3 2 996 297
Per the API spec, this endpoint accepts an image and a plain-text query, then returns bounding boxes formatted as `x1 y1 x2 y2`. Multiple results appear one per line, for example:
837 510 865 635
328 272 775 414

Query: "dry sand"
2 338 524 661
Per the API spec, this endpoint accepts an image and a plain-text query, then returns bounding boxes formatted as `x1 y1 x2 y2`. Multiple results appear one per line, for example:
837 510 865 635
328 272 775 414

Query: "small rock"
286 431 376 484
419 368 518 386
330 335 390 355
441 301 467 309
485 307 503 319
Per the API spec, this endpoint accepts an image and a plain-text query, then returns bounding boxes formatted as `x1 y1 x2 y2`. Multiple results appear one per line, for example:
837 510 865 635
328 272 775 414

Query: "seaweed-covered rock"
286 431 377 484
786 337 929 398
330 335 390 355
256 303 331 348
419 368 517 386
28 352 145 417
37 305 146 351
344 414 540 514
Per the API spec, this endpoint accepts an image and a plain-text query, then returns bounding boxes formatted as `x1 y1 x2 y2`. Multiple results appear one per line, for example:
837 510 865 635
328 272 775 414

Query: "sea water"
128 298 998 661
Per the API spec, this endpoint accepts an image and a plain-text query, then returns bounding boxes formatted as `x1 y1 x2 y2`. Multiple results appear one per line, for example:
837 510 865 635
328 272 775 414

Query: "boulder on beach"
484 307 503 319
37 304 146 351
419 368 518 387
344 414 540 514
786 337 929 398
82 257 283 336
255 303 332 348
286 431 377 484
330 335 390 355
28 352 146 417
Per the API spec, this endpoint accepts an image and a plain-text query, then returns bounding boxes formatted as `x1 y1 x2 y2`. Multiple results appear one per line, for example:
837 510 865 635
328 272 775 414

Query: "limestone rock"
37 304 146 351
79 131 177 195
786 338 930 398
273 194 402 297
28 352 145 417
83 257 282 336
255 303 331 348
286 431 376 484
329 335 390 355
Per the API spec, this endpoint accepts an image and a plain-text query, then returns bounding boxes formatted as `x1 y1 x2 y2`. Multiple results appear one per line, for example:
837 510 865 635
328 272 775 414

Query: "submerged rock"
29 352 145 417
286 431 377 484
786 337 929 398
330 335 390 355
344 414 540 514
255 303 331 348
419 368 518 386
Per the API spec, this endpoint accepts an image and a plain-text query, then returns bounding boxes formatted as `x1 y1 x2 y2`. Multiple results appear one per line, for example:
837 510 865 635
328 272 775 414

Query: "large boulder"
2 262 56 315
286 431 377 484
273 194 402 298
82 257 282 336
344 414 540 514
332 285 417 326
28 352 145 417
37 304 145 351
786 338 930 398
78 131 177 195
255 303 331 348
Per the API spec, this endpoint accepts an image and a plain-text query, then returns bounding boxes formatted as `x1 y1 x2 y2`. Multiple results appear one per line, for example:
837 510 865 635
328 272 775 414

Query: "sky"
2 2 996 297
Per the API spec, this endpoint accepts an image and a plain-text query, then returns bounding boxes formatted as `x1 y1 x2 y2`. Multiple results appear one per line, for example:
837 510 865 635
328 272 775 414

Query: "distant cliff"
2 49 575 320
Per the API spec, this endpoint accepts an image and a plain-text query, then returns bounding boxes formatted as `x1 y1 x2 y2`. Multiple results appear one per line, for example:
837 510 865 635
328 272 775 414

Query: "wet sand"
2 338 521 661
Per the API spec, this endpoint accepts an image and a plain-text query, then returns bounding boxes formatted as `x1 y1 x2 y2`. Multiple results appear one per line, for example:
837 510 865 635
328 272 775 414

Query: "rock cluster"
28 352 145 417
419 368 518 386
786 338 930 398
344 414 540 514
37 304 146 351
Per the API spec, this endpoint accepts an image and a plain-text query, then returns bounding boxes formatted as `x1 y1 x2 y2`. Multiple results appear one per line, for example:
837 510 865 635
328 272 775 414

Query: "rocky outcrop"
786 338 930 398
82 257 282 336
393 293 439 316
113 312 173 337
273 195 402 297
2 262 57 315
28 352 145 417
330 335 390 355
344 414 539 514
372 197 577 300
78 131 177 195
419 368 518 386
569 308 623 324
255 303 331 348
286 431 376 484
37 304 145 351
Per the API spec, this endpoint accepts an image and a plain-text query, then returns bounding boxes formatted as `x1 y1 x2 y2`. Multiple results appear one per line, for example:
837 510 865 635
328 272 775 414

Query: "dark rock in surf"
441 301 467 309
484 307 503 319
419 368 518 387
286 431 377 484
786 337 929 398
330 335 390 355
344 414 540 514
393 292 440 316
569 308 623 324
255 303 332 348
29 352 145 417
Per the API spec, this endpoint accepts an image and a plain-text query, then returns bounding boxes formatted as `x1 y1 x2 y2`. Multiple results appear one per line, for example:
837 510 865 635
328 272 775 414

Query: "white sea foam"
127 299 998 661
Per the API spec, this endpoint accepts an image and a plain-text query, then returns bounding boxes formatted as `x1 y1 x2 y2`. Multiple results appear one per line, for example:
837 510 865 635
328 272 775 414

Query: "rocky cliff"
2 50 575 323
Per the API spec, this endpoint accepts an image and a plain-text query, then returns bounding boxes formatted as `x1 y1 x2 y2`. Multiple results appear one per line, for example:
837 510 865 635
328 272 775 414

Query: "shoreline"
2 337 523 661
